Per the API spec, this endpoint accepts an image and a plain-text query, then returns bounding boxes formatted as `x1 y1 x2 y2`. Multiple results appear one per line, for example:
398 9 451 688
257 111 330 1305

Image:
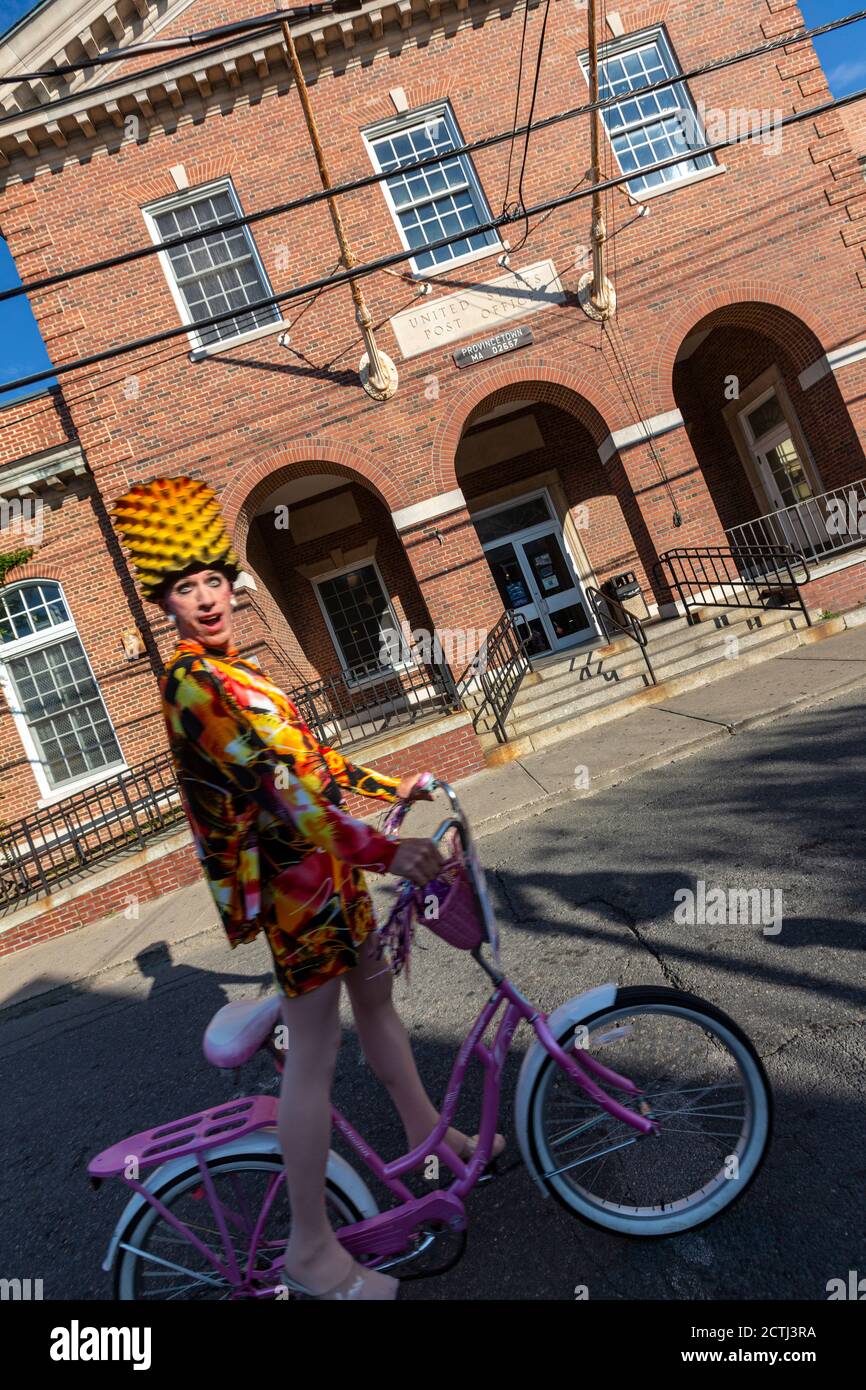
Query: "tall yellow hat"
111 476 240 602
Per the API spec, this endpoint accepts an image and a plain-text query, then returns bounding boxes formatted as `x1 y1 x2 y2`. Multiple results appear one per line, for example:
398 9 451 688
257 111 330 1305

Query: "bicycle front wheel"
114 1153 364 1300
527 986 772 1236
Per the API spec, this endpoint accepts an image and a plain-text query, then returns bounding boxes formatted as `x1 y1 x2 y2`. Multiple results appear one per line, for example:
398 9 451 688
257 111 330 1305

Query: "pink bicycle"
89 780 772 1299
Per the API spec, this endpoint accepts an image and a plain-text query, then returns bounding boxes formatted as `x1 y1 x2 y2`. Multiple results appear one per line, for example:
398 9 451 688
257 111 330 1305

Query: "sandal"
280 1255 398 1301
458 1132 506 1163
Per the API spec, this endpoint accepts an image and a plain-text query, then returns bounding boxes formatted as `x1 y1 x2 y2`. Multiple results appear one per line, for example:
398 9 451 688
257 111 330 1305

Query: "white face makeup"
163 568 235 648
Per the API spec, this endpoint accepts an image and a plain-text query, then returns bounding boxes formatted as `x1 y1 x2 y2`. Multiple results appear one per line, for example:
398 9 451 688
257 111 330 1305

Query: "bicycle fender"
514 984 618 1198
101 1129 379 1272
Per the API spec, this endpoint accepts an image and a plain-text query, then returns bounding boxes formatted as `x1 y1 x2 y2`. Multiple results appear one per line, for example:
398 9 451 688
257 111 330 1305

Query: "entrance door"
740 389 830 558
474 493 597 656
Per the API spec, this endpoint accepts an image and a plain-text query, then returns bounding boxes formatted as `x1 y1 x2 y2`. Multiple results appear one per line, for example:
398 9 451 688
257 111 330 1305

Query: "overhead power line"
2 80 865 399
1 5 864 309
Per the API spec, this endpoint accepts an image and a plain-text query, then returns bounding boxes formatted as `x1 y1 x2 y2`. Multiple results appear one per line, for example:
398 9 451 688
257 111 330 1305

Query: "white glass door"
474 494 597 656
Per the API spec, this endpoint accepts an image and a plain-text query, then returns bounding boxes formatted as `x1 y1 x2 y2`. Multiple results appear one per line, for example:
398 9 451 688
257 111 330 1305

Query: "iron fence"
0 753 184 909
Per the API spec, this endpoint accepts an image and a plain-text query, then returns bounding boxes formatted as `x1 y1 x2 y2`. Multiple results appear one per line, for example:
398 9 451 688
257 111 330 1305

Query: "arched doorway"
454 383 661 657
233 463 456 743
671 303 866 563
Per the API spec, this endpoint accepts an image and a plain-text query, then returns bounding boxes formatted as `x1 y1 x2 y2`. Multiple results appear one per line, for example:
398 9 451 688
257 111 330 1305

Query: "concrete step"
480 616 841 762
511 609 799 717
506 625 799 740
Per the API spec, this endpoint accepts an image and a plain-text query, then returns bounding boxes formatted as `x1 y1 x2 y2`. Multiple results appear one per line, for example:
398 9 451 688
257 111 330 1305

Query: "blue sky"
0 0 864 405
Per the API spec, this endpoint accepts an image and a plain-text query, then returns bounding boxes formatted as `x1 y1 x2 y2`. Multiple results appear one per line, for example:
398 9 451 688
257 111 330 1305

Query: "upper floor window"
363 103 500 274
143 179 281 352
580 29 714 197
0 581 124 796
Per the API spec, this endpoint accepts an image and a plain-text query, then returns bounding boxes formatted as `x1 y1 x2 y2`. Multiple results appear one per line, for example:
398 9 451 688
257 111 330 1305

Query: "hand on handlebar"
394 772 436 802
389 837 446 887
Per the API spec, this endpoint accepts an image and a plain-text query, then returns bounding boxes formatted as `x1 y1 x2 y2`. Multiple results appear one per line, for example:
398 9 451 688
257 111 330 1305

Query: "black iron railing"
455 609 533 744
290 657 461 750
586 586 657 685
654 545 812 627
726 476 866 568
0 753 184 909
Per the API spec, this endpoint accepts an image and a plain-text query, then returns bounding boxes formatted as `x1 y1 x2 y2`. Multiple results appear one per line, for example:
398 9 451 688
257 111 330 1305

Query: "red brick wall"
0 388 74 464
0 839 203 959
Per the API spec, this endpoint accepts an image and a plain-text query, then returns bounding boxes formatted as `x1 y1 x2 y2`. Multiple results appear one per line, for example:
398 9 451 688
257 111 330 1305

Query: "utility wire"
1 80 865 399
504 0 551 252
1 6 864 307
500 0 532 215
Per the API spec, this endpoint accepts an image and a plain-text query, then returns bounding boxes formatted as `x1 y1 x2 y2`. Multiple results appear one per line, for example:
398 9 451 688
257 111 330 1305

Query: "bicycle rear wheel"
114 1154 364 1300
527 986 772 1236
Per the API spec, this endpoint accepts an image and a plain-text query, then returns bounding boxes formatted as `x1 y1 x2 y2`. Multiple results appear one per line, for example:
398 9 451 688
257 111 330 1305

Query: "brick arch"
652 283 831 411
221 439 403 554
0 564 64 589
431 359 628 496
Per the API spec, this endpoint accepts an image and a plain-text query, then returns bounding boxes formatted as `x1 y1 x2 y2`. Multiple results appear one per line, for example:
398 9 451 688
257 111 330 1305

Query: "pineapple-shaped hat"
111 476 240 602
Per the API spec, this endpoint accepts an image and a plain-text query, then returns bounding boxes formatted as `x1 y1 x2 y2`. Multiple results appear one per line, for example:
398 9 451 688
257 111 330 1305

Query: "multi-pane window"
0 582 123 794
365 104 499 273
581 29 713 196
315 564 404 678
145 180 281 349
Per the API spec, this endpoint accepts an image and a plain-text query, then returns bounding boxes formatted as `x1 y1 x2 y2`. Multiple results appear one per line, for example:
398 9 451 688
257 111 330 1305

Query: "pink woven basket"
421 831 486 951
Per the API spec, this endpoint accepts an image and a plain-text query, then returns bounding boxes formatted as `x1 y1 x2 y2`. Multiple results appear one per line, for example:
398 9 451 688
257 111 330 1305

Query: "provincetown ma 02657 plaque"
388 259 566 359
453 325 534 367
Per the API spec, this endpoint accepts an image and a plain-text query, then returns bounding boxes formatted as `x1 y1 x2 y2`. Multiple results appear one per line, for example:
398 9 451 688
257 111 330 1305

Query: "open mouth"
198 613 224 630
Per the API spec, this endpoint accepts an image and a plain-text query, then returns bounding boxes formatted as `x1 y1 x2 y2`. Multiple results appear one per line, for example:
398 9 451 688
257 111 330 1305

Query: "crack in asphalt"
764 1015 865 1059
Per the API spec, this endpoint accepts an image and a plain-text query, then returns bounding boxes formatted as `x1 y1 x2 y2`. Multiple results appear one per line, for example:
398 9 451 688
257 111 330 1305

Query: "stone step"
511 609 799 716
480 622 817 762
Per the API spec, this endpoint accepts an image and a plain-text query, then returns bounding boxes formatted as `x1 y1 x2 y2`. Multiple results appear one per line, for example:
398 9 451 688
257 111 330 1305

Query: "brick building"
0 0 865 953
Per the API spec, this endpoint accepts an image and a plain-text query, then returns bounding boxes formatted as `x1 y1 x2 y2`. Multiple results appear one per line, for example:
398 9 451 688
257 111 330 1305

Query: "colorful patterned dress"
160 639 402 997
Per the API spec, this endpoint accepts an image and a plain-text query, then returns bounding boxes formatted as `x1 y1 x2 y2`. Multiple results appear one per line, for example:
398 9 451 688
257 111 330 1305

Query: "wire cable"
2 80 865 398
1 6 864 306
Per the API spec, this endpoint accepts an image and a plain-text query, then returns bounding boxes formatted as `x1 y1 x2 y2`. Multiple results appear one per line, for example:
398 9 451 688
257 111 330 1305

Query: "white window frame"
0 581 127 803
312 557 413 687
579 26 717 200
142 177 283 359
362 101 502 279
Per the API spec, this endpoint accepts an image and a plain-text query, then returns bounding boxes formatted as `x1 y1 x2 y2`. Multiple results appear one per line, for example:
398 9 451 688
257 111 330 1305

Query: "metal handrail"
654 545 812 627
455 608 533 743
586 586 657 685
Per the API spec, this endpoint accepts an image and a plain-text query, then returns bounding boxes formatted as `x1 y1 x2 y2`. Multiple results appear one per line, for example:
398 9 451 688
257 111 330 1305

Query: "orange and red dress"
160 639 401 997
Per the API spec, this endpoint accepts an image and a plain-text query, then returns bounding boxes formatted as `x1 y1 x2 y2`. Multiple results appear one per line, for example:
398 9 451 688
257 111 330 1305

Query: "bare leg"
278 976 395 1298
344 933 504 1158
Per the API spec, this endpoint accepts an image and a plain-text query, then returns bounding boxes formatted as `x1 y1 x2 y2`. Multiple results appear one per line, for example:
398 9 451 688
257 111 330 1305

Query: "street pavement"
1 685 863 1301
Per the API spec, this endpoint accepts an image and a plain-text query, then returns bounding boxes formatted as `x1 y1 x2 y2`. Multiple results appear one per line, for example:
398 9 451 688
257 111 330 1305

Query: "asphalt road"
2 688 864 1302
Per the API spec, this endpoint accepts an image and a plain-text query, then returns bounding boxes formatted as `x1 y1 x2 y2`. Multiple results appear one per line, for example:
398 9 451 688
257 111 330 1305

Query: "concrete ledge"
0 825 193 935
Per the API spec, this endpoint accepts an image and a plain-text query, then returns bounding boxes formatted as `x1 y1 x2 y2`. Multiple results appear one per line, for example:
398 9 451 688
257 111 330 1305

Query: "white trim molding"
799 338 866 390
598 409 684 463
0 442 87 499
391 487 466 532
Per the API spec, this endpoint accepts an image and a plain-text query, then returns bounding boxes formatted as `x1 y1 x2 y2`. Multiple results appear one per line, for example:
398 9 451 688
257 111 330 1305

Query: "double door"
475 494 597 656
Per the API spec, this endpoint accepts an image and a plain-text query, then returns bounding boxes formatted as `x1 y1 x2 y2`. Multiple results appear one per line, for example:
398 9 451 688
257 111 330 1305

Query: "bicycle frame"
92 780 659 1296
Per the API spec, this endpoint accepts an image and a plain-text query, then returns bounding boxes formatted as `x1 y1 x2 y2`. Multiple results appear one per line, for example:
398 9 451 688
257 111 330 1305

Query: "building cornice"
0 441 87 498
0 1 529 177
